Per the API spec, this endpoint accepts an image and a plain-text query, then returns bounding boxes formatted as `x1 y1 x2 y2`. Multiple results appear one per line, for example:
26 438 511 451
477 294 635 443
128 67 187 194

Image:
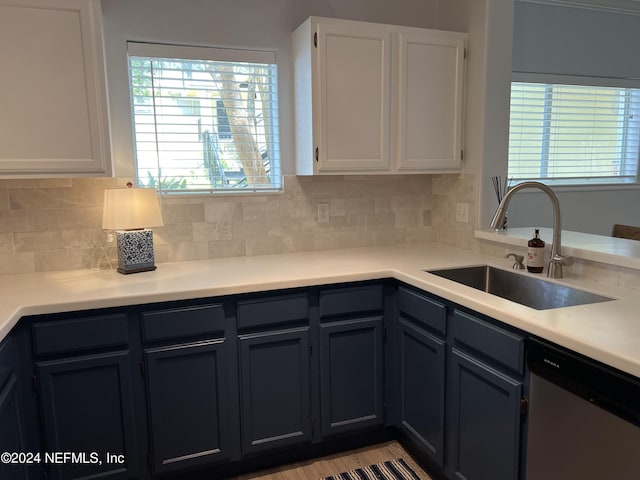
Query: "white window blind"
508 82 640 185
128 42 281 193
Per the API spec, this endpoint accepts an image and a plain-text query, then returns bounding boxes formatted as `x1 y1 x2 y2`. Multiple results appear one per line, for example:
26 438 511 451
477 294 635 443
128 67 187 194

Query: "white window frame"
127 42 282 194
508 73 640 187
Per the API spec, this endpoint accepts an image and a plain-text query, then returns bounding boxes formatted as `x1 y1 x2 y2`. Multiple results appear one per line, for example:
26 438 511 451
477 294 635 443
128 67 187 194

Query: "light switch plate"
455 202 470 223
318 202 330 224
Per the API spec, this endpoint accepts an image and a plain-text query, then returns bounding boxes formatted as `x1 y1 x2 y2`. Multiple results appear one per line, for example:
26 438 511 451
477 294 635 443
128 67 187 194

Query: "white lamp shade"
102 188 164 230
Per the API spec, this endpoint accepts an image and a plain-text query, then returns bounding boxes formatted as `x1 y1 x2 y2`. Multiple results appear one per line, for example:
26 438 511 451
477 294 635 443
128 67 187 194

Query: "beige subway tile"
166 242 210 262
34 249 84 272
344 197 375 214
329 198 346 217
0 233 13 254
0 252 35 274
365 212 395 227
6 178 73 189
154 224 193 245
423 210 432 226
193 222 233 242
9 188 64 209
0 211 28 233
297 177 337 199
59 186 105 208
162 203 206 224
241 197 283 221
0 189 8 211
314 229 375 250
14 231 64 252
208 239 246 258
405 226 435 243
204 201 242 224
368 227 406 245
394 211 419 227
245 233 315 256
396 175 433 194
61 229 104 250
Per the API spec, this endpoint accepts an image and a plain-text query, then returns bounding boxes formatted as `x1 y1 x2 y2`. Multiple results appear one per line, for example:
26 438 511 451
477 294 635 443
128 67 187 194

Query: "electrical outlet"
455 202 470 223
318 202 330 224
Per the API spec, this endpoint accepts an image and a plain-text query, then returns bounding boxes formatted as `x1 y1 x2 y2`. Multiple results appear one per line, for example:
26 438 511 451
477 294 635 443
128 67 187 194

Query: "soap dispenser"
527 229 545 273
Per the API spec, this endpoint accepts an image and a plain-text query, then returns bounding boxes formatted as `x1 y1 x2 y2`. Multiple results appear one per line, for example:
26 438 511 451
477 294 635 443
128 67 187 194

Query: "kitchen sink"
427 265 614 310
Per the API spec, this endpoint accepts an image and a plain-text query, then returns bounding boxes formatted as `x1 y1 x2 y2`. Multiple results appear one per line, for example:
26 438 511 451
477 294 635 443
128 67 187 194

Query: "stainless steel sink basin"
427 265 614 310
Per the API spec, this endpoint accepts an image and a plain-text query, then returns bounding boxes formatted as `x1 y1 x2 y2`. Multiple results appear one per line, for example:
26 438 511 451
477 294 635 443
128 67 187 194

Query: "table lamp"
102 186 164 274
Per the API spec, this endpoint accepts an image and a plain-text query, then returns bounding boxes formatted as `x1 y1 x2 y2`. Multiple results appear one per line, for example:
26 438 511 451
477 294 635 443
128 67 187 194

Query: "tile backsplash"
0 174 442 275
2 172 639 291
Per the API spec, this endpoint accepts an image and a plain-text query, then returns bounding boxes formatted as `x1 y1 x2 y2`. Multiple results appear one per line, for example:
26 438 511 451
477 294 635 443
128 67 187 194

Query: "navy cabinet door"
238 327 311 454
319 316 384 437
145 339 232 474
37 351 139 480
0 375 27 480
448 348 522 480
397 318 445 467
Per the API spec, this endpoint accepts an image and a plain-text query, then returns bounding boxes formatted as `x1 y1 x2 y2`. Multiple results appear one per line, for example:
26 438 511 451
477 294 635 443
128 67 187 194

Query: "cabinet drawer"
141 304 226 343
32 314 129 356
398 286 446 335
0 336 14 389
452 310 524 375
319 284 383 319
237 294 308 330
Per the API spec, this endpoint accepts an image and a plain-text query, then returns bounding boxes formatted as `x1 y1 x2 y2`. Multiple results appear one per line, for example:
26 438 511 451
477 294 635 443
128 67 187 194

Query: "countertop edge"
2 243 639 379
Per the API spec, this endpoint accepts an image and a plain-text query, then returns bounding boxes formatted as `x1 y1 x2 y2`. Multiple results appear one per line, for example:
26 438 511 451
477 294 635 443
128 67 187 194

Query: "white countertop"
2 242 639 378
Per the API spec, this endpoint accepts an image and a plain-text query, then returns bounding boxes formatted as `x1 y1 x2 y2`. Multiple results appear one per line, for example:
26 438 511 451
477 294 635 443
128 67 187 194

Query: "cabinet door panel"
0 0 109 174
316 22 391 172
319 317 384 436
448 348 522 480
37 351 138 480
145 340 231 474
396 31 465 171
239 328 311 454
0 375 27 480
397 318 445 467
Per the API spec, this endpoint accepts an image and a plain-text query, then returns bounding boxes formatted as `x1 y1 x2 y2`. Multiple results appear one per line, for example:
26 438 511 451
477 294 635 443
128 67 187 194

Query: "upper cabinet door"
0 0 110 176
395 30 465 172
293 17 466 176
315 21 392 173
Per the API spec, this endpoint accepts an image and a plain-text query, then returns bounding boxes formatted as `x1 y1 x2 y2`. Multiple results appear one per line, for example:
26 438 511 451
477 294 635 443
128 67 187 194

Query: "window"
128 42 281 193
508 82 640 185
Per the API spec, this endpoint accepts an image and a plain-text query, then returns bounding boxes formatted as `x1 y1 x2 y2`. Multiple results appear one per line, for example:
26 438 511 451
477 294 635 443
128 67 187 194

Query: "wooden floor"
231 441 433 480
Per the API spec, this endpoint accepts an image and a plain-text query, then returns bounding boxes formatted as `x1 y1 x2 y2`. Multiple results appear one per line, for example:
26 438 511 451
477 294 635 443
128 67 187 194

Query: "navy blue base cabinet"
31 313 139 480
396 287 447 468
446 310 526 480
319 285 385 437
36 351 139 480
141 303 237 474
3 279 530 480
239 327 312 453
237 293 312 454
0 337 28 480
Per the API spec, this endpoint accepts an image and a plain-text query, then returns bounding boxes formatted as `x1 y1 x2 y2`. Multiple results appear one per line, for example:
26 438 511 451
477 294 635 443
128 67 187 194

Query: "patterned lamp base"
115 229 157 274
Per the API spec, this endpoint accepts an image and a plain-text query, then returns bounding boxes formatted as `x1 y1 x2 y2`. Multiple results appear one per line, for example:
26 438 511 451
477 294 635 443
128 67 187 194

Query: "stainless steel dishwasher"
526 338 640 479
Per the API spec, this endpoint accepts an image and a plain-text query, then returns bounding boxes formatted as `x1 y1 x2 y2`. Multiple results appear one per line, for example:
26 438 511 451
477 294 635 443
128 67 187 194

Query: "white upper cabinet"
293 17 466 175
0 0 111 176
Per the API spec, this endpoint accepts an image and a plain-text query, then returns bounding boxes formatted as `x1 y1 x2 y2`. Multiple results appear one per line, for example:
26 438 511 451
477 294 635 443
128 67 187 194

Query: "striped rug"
322 458 421 480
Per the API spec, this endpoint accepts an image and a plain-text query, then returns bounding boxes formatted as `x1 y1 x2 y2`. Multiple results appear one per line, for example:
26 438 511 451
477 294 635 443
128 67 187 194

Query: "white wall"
506 1 640 234
100 0 448 177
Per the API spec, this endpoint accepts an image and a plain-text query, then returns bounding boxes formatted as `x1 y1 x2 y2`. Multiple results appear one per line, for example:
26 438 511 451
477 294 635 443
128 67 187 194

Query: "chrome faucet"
490 181 573 278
